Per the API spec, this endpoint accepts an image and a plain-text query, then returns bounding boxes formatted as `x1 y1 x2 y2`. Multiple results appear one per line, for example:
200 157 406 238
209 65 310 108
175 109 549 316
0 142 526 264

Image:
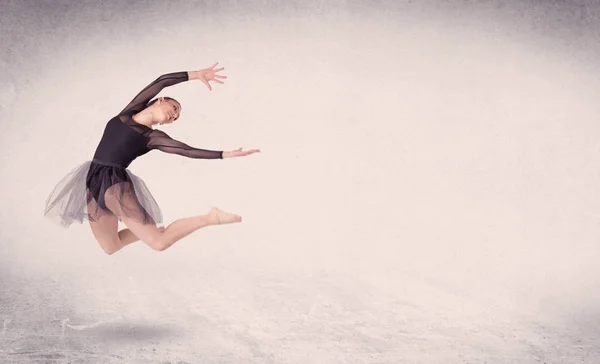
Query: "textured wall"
2 0 600 362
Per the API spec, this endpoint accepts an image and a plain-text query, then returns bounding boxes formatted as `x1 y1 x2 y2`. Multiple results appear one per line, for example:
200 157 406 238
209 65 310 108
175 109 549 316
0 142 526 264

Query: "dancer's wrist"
187 71 198 80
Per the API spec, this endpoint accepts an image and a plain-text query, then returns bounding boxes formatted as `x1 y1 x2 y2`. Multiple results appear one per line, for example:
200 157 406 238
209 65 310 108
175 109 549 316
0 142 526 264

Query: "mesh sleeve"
119 72 189 115
147 129 223 159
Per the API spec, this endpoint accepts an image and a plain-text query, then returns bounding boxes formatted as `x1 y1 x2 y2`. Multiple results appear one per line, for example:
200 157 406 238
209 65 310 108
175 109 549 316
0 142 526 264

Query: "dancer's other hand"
189 62 227 91
223 148 261 158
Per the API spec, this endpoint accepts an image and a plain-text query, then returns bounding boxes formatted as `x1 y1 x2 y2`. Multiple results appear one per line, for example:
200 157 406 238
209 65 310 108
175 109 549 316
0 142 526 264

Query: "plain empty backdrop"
2 0 600 362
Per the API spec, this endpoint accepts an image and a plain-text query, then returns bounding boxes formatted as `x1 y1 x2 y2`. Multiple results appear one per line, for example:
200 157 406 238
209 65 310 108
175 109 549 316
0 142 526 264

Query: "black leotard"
92 71 223 168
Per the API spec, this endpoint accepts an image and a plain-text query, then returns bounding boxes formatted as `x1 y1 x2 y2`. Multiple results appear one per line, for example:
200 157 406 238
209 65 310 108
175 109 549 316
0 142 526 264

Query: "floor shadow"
72 320 181 342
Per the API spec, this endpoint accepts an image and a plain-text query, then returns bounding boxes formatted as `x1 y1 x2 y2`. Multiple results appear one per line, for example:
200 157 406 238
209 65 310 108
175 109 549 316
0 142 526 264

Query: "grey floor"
2 1 600 363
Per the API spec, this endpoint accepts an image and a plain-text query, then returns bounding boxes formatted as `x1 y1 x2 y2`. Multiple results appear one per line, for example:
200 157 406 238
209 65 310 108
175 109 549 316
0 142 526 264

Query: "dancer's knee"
103 245 118 255
144 231 169 252
96 237 119 255
116 211 168 252
148 239 168 251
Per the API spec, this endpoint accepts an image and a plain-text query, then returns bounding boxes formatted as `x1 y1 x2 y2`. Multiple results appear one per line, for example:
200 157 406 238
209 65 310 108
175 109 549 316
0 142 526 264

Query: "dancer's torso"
92 116 152 168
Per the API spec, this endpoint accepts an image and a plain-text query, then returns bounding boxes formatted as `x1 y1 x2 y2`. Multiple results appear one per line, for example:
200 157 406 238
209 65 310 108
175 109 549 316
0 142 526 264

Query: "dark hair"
147 97 180 108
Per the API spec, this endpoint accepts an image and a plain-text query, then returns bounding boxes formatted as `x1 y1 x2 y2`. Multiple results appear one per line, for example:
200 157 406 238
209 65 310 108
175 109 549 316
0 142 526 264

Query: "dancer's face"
153 98 181 125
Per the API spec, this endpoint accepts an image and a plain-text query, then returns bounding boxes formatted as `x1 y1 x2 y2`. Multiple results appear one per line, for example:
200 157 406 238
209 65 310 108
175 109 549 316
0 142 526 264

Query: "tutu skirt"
44 160 162 228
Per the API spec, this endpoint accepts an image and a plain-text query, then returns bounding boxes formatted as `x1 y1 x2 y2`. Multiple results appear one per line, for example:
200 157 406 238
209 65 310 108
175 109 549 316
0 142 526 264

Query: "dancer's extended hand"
191 62 227 91
223 148 261 159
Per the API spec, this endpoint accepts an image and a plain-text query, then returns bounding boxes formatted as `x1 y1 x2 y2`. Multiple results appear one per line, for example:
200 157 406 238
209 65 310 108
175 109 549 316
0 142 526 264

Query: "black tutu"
44 160 162 228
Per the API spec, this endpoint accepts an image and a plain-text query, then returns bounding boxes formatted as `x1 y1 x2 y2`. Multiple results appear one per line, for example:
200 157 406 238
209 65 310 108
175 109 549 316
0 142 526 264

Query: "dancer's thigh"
87 197 120 254
104 182 163 248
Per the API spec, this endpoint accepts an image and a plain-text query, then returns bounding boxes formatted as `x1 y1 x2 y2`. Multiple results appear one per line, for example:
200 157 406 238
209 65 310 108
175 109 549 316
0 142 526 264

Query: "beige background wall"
1 1 600 362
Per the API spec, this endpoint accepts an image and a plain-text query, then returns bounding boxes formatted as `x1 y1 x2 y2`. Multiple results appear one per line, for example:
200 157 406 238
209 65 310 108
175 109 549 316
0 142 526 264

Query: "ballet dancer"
44 62 259 254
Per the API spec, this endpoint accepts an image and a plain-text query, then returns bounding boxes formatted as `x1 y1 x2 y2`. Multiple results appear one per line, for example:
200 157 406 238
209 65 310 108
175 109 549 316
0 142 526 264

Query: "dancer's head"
146 97 181 125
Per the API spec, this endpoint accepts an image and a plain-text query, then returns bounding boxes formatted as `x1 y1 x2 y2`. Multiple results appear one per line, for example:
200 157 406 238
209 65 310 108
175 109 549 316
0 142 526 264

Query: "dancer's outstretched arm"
147 130 261 159
119 72 190 115
147 129 223 159
118 62 226 115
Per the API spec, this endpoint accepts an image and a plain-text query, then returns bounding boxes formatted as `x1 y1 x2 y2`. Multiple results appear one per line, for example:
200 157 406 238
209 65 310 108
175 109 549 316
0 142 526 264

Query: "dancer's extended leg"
118 207 240 251
103 183 241 251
